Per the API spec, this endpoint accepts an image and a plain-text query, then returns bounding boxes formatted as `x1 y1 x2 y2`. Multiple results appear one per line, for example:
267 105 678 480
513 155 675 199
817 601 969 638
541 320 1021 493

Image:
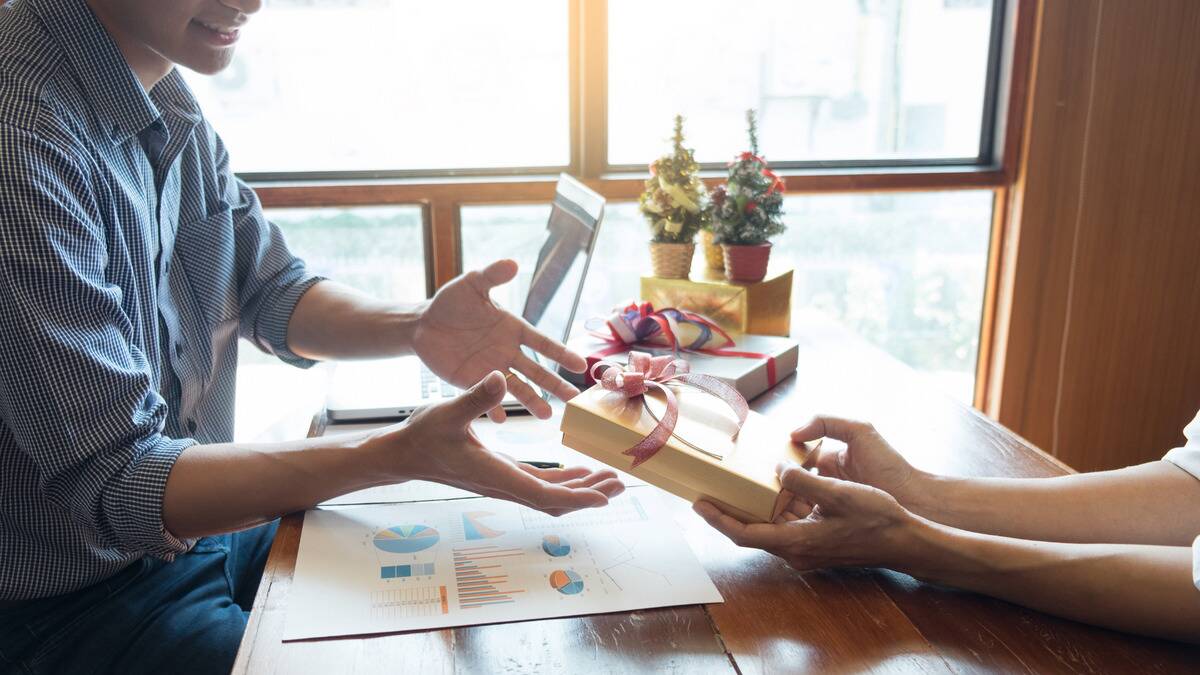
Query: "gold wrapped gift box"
560 384 819 523
639 261 793 337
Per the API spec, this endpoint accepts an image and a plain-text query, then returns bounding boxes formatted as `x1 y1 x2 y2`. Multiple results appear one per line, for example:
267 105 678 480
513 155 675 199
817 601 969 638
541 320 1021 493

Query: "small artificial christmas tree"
710 109 786 246
640 115 710 278
710 110 786 282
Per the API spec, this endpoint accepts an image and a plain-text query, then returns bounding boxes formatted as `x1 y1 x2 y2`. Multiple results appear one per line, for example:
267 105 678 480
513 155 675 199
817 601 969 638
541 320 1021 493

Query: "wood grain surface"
233 310 1200 673
990 0 1200 471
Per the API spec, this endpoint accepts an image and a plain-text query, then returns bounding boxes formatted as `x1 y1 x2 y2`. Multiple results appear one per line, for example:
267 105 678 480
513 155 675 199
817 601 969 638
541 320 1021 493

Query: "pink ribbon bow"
591 351 749 467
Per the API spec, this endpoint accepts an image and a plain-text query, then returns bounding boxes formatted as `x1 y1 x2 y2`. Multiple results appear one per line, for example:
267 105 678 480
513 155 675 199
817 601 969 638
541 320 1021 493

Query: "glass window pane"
184 1 569 174
460 204 554 312
235 205 426 442
267 206 427 303
553 193 991 401
775 191 993 401
609 0 996 165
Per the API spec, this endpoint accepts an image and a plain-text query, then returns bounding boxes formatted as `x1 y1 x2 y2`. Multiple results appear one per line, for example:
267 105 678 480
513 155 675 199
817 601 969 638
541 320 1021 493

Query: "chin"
176 48 237 76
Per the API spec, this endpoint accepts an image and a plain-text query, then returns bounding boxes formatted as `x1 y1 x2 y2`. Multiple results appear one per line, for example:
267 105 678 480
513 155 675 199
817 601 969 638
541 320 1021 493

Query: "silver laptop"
325 174 605 422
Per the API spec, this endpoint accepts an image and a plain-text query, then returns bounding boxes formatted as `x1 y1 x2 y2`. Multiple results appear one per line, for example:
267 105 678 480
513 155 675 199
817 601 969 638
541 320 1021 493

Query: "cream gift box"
560 384 819 523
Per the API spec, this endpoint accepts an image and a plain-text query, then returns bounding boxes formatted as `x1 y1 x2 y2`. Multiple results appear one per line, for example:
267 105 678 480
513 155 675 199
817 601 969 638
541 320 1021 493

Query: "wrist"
385 301 425 355
895 470 951 518
885 514 959 580
889 513 1007 591
358 422 416 485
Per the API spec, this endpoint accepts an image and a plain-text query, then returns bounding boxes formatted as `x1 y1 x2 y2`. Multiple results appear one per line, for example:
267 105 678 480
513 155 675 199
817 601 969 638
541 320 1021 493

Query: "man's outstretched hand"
412 259 587 421
391 371 624 516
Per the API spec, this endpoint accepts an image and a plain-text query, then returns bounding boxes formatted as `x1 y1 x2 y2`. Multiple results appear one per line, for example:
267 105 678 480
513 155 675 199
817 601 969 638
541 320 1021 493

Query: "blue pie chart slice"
542 534 571 557
374 525 440 554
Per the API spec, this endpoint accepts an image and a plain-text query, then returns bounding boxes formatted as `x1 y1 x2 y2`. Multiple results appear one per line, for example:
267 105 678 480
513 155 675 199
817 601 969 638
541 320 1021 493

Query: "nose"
219 0 262 15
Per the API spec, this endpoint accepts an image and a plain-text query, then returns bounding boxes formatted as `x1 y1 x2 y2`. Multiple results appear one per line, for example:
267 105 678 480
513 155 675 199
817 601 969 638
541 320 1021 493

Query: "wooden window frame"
250 0 1037 411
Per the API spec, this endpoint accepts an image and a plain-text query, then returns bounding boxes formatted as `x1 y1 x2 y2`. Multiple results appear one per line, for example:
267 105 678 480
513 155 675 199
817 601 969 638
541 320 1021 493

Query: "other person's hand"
693 461 915 570
413 259 586 421
380 371 624 516
792 415 924 506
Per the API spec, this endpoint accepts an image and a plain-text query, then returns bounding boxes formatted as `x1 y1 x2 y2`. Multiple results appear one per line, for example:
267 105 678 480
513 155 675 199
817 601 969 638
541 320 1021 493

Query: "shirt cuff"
1193 535 1200 593
102 435 198 560
252 271 326 368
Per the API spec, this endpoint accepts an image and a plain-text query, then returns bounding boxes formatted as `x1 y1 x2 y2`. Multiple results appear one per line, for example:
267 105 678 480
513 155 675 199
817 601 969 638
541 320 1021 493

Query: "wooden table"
233 312 1200 673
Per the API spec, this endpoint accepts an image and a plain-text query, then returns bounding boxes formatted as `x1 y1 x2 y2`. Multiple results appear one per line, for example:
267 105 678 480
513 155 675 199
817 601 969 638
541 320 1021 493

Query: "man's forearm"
901 461 1200 546
162 424 400 538
286 280 425 361
894 518 1200 643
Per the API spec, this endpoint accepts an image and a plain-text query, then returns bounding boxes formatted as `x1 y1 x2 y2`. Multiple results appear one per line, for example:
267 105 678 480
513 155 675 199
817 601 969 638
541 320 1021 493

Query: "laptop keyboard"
419 364 459 399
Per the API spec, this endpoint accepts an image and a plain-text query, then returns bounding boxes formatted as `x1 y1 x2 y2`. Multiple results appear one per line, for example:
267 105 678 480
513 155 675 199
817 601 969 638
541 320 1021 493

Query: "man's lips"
191 19 241 46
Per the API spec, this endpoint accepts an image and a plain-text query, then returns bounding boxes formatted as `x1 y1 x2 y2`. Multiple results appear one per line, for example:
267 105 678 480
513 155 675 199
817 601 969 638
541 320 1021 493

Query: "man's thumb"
456 371 507 420
776 461 836 500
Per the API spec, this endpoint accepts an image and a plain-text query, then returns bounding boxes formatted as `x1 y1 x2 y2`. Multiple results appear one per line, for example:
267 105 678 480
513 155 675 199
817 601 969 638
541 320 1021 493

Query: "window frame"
249 0 1035 411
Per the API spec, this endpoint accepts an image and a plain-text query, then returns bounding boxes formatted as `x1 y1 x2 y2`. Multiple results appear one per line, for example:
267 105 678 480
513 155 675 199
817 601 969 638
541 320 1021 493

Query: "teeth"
199 21 236 35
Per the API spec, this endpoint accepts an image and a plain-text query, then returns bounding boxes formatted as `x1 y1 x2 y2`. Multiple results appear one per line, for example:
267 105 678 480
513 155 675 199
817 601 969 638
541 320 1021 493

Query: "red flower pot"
722 243 772 283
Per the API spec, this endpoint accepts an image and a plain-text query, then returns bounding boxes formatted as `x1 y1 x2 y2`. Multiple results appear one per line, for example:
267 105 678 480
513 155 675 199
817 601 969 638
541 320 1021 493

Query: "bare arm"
904 461 1200 545
900 518 1200 643
696 463 1200 645
163 372 622 538
286 280 422 361
793 417 1200 546
283 261 588 421
162 429 389 537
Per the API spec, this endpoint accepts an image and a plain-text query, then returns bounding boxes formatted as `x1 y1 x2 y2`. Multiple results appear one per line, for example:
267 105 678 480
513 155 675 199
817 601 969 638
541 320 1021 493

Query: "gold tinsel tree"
639 115 710 243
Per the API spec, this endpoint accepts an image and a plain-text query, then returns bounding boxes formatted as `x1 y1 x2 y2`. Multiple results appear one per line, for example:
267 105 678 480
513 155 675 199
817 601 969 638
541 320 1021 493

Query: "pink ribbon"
590 351 749 468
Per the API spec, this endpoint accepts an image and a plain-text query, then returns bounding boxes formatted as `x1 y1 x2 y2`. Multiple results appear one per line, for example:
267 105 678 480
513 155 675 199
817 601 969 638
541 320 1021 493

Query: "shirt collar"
151 69 203 128
27 0 199 143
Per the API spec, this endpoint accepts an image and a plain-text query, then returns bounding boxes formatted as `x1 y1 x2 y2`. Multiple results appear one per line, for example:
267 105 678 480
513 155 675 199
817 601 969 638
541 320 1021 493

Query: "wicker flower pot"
649 241 695 279
722 242 772 283
700 230 725 271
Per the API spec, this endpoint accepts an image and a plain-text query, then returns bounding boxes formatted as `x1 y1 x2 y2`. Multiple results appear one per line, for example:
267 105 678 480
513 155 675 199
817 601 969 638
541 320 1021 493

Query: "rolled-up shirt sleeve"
1162 409 1200 592
212 132 324 367
0 126 194 559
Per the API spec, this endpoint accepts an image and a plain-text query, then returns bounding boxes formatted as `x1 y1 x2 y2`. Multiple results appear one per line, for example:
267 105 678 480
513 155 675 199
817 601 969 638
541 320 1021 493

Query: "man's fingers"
486 405 507 424
791 415 873 444
514 463 625 497
776 461 839 503
476 259 518 289
522 323 587 374
517 464 594 482
452 371 508 423
567 476 625 496
692 501 790 549
513 353 580 403
504 371 553 419
482 455 611 511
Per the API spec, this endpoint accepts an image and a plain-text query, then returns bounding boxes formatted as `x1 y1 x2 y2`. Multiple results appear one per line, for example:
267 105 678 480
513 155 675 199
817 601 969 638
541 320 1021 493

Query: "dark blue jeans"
0 521 277 675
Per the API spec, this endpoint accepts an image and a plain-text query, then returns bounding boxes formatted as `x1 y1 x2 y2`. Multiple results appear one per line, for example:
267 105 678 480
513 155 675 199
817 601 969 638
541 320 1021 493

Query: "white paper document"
284 489 722 640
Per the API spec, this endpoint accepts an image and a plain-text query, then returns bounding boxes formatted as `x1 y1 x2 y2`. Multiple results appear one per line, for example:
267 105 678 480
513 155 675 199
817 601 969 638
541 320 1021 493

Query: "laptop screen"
520 175 605 343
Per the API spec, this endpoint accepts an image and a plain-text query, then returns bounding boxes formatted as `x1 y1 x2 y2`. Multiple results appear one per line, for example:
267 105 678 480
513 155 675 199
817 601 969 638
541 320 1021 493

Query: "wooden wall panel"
991 0 1200 471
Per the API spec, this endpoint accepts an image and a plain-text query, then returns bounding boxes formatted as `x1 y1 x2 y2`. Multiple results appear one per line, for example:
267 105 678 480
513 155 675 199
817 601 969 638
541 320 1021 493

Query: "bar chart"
452 544 527 609
380 562 436 579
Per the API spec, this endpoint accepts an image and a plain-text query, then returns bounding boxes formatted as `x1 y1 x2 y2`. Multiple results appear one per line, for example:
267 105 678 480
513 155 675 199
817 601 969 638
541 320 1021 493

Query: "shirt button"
186 418 197 434
175 342 185 358
163 260 170 274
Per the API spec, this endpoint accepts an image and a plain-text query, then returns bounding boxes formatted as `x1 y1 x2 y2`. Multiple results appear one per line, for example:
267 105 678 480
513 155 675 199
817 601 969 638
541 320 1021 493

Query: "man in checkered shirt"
0 1 624 672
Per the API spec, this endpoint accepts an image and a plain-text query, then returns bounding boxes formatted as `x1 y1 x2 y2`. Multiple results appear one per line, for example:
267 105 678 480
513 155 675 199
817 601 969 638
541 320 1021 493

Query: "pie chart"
549 569 584 595
374 525 440 554
541 534 571 557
